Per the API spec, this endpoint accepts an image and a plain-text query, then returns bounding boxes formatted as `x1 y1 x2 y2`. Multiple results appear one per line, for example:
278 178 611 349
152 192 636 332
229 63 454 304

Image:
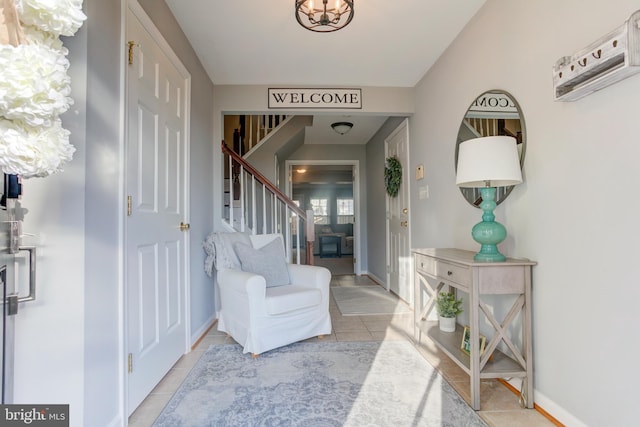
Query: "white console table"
413 248 536 410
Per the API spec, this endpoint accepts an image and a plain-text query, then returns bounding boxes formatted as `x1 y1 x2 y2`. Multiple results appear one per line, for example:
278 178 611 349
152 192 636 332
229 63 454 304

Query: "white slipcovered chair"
203 232 332 355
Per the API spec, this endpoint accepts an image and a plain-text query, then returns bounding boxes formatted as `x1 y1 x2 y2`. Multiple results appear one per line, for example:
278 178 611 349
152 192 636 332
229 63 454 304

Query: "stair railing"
239 115 288 154
222 141 314 265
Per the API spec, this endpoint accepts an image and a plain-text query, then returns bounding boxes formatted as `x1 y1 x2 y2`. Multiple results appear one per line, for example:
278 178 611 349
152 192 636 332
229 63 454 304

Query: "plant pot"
439 316 456 333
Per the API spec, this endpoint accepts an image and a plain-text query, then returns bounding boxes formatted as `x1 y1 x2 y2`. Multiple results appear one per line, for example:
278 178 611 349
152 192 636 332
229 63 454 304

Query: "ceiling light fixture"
295 0 354 33
331 121 353 135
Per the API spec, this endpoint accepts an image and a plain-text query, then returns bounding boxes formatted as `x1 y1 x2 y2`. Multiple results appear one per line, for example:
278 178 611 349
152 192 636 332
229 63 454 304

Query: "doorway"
125 1 191 414
286 161 360 276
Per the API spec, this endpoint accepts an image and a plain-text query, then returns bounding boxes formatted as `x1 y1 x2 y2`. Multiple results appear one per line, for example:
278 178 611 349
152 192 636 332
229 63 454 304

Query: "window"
337 198 354 224
310 198 329 224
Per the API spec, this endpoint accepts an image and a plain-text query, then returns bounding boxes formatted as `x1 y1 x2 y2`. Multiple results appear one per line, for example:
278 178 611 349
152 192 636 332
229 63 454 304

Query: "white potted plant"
436 291 463 332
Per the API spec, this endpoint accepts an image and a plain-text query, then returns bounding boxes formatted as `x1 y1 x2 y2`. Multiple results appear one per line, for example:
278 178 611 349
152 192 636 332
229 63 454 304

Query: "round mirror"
455 90 526 207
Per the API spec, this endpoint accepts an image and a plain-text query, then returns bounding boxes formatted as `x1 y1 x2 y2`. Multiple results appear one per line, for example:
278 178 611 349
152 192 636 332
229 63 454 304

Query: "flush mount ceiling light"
331 121 353 135
295 0 354 33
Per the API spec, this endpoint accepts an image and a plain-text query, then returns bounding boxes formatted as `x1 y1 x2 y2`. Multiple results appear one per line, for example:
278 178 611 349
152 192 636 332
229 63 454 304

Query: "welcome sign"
466 93 519 118
268 88 362 109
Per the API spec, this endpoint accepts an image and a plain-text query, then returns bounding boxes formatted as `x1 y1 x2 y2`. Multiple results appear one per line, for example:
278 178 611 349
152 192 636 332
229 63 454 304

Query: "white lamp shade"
456 136 523 188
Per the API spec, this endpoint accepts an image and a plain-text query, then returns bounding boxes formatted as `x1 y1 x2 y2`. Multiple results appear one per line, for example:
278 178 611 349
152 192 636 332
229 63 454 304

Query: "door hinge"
127 41 138 65
127 195 132 216
128 353 133 373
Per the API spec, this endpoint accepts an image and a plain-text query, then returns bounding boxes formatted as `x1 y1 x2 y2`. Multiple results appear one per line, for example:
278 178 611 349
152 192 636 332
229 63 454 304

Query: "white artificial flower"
15 0 86 37
0 118 75 178
0 43 72 127
21 24 67 54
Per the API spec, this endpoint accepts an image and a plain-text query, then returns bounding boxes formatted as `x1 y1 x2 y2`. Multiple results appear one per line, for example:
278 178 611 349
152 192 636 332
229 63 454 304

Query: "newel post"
306 209 314 265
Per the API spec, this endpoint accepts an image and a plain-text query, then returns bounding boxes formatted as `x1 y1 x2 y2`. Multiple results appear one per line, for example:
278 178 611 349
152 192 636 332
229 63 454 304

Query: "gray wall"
83 0 121 423
365 117 407 283
410 0 640 425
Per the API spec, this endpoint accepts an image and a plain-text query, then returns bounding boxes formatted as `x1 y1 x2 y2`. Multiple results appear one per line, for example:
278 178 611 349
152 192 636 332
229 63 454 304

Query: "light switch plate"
416 164 424 180
419 185 430 200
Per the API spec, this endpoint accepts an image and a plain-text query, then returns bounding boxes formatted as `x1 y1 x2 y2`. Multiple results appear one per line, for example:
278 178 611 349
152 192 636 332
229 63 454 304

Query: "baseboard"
190 315 218 350
105 414 123 427
363 271 386 287
499 378 586 427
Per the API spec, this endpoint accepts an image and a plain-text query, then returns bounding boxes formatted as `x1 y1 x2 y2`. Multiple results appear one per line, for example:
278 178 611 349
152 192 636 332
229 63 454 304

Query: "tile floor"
129 275 558 427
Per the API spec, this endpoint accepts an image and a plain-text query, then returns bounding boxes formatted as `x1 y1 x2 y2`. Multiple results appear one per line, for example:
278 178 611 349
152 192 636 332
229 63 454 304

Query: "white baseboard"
106 414 123 427
362 271 387 288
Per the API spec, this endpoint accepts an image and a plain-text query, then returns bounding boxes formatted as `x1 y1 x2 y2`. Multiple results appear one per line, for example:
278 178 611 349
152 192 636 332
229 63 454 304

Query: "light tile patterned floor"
129 275 558 427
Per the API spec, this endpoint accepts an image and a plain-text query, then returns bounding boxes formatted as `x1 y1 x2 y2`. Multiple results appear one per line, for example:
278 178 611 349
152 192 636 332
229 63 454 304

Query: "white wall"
410 0 640 425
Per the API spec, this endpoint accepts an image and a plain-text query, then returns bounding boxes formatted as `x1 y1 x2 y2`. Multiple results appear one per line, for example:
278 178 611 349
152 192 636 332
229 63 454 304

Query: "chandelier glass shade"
295 0 354 32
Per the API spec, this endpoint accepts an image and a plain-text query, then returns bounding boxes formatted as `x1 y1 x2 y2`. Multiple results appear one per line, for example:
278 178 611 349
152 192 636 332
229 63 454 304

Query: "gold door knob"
179 222 190 231
401 221 408 227
403 208 408 214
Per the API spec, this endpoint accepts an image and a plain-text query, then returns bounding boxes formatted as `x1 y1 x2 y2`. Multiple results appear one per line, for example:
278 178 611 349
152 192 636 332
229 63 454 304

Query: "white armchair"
204 232 332 355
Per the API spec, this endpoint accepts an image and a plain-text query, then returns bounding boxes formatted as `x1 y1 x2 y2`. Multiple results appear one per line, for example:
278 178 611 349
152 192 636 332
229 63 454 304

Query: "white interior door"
385 119 412 304
126 4 190 414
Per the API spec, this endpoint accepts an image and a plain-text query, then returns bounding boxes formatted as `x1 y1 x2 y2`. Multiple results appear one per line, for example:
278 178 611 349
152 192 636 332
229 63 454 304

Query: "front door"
125 3 190 413
0 179 35 404
385 119 412 304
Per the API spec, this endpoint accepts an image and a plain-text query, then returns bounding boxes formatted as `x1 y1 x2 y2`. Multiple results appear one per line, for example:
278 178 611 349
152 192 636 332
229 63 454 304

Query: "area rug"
152 341 486 427
313 256 354 275
331 285 411 316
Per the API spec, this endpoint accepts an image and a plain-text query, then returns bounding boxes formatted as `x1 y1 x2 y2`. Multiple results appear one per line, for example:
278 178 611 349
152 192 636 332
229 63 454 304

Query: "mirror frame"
454 89 527 208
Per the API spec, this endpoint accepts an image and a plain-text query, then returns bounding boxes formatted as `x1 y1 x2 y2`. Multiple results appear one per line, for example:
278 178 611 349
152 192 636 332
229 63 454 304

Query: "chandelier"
295 0 354 33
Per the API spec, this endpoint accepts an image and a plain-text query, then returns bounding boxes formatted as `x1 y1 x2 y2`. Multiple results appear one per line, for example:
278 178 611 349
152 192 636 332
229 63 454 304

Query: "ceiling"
164 0 486 143
291 164 354 185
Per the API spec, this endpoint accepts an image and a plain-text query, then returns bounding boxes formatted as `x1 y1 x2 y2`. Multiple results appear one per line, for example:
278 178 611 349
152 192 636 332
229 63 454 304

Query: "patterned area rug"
153 341 486 427
331 285 412 316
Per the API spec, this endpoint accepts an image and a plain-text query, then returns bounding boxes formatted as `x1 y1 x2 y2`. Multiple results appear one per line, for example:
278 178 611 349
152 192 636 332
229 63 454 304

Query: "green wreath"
384 156 402 197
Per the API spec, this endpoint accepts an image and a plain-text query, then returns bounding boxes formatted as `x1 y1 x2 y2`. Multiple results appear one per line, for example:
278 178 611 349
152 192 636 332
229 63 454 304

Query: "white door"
126 4 190 414
385 119 412 304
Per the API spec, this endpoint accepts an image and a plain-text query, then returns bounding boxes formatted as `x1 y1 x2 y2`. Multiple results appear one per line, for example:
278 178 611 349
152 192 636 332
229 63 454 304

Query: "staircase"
222 115 314 264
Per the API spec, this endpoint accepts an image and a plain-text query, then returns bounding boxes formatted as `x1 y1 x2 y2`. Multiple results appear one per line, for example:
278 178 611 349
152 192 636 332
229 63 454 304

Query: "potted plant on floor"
436 291 463 332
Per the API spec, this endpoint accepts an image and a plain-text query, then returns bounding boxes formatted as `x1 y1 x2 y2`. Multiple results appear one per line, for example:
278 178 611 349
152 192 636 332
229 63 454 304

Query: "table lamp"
456 136 522 262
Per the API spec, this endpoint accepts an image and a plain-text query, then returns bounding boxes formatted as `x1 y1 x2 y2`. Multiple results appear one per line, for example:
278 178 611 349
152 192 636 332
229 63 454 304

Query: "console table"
413 248 536 410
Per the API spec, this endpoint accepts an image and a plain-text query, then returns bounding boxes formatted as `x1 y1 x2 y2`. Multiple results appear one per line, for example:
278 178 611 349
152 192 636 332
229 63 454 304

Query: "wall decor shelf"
553 9 640 101
413 248 536 410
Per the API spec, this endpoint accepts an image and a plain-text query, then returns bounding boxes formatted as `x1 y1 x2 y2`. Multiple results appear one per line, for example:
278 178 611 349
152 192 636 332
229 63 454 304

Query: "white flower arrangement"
0 43 72 127
0 118 74 178
22 24 67 53
14 0 87 37
0 0 84 178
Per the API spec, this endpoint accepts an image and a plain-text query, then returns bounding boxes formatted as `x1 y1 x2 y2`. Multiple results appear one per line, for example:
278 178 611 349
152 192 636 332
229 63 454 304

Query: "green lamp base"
472 187 507 262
